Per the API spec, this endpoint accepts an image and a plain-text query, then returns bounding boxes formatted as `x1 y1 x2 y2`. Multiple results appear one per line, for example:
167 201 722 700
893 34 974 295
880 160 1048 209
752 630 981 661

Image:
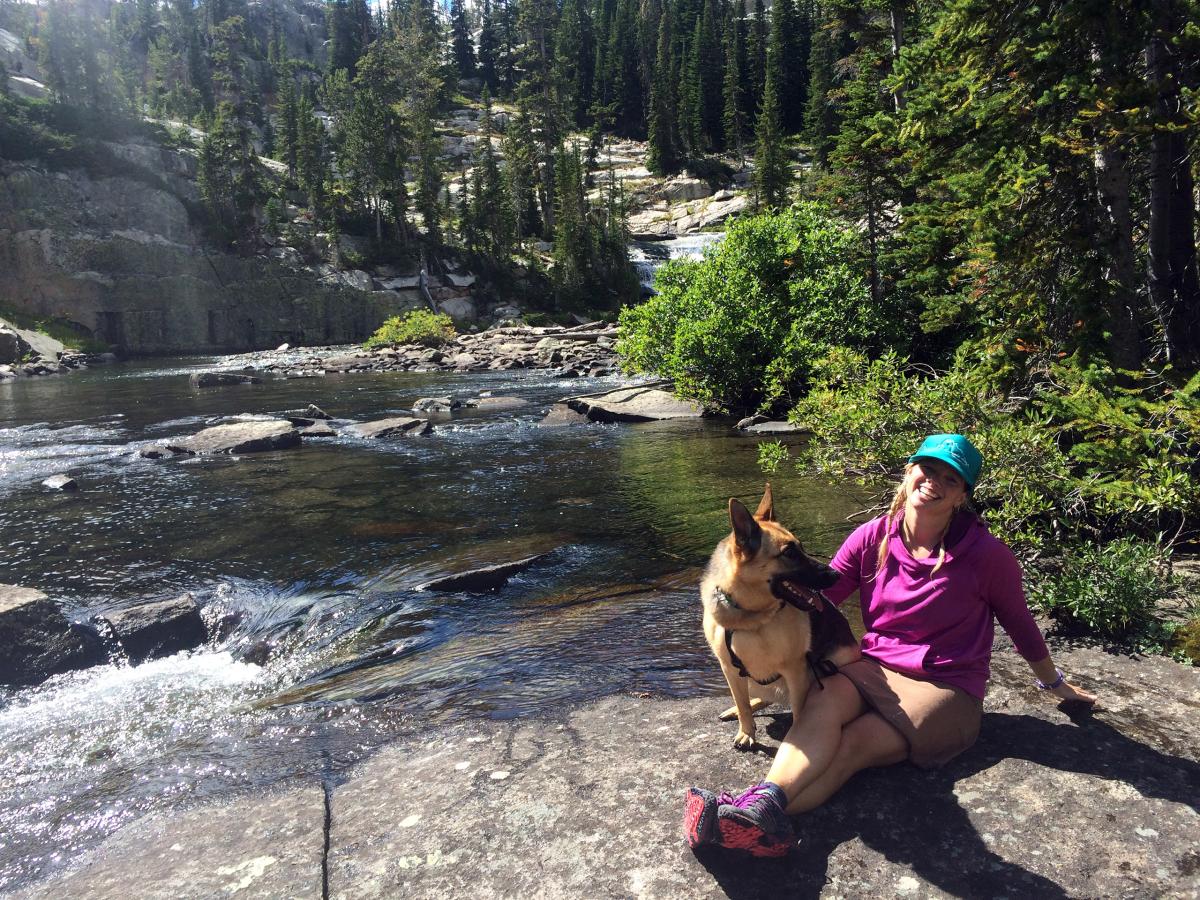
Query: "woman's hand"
1049 678 1097 706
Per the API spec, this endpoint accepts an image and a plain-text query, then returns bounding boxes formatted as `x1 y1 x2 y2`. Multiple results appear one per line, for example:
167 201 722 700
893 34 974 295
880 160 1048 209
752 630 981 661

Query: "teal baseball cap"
909 434 983 489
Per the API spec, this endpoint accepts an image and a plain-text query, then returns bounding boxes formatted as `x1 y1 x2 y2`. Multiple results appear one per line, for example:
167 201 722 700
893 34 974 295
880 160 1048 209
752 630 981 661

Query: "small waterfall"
628 232 725 295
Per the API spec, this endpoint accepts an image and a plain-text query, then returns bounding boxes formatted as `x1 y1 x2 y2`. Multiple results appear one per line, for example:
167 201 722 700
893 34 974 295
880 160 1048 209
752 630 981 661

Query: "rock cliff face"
0 148 421 354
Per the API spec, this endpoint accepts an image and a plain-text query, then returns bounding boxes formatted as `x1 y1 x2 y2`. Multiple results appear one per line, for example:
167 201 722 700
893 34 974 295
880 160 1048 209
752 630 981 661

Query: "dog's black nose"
816 565 840 589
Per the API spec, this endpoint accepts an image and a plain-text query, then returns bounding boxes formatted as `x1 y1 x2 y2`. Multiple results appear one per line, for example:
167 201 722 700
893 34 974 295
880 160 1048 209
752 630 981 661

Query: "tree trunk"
889 0 906 112
1146 6 1200 370
1093 140 1145 370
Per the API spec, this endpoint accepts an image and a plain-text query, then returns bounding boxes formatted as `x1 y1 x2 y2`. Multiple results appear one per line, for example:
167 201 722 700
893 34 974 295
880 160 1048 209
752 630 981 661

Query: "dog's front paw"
733 729 756 751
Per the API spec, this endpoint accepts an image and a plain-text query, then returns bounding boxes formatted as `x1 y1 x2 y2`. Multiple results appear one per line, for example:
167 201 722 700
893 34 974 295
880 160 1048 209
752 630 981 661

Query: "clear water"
0 355 867 889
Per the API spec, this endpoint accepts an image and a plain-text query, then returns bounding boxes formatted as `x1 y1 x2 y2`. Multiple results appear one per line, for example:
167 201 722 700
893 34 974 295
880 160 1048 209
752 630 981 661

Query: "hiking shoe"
715 782 795 857
682 787 720 848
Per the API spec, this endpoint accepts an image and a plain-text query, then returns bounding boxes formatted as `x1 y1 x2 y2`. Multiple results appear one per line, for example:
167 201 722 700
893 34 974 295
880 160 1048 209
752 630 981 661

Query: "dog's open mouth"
771 577 824 610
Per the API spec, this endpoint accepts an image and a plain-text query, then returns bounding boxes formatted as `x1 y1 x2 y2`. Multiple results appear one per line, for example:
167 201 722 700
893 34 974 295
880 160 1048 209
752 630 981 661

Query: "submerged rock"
168 420 301 455
138 444 195 460
565 386 707 422
741 420 807 435
189 372 264 388
345 417 432 439
417 553 552 592
98 594 207 664
463 396 528 412
0 584 104 685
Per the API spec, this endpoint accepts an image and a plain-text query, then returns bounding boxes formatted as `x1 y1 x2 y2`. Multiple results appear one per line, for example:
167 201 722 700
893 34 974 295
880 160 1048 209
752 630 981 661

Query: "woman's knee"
840 712 909 769
796 674 867 726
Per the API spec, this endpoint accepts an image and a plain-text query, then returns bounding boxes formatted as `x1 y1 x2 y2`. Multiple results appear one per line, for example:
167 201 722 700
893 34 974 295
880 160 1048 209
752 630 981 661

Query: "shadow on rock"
693 708 1200 899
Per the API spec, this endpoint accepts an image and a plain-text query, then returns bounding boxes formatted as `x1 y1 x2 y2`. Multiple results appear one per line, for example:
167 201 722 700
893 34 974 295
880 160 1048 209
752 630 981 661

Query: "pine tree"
552 0 594 127
414 115 443 244
502 103 543 241
478 0 500 90
680 17 705 154
450 0 476 79
646 5 679 175
698 0 724 149
471 86 514 256
276 65 299 176
746 0 767 117
752 62 789 208
803 8 837 165
722 10 746 162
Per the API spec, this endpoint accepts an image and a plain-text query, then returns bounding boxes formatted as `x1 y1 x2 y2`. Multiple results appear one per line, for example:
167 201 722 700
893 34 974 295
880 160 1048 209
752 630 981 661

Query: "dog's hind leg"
718 697 770 721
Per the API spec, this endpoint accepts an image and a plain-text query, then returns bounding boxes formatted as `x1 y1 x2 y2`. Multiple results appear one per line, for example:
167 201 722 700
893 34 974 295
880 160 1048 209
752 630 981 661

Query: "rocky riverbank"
226 321 622 380
0 318 116 381
11 642 1199 899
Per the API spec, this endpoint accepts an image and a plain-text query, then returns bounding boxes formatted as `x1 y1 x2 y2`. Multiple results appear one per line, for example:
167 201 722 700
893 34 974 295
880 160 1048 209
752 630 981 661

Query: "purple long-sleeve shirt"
823 512 1048 699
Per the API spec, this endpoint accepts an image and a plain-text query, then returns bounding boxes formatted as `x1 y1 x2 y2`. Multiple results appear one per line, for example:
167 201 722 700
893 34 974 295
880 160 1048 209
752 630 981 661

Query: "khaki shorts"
838 657 983 769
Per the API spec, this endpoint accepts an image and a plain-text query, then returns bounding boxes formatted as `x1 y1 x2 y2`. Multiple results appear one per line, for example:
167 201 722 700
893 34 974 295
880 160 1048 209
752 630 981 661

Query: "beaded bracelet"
1035 668 1065 691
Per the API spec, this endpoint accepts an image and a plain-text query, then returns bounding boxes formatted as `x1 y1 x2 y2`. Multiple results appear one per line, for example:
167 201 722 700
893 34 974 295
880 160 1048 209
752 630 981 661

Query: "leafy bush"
779 349 1200 554
363 311 456 348
616 203 910 413
1170 606 1200 665
782 349 1075 551
1029 538 1173 639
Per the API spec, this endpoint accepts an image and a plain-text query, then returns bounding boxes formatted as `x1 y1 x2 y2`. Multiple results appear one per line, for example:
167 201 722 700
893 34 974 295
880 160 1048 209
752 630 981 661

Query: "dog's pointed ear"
755 483 775 521
729 498 762 556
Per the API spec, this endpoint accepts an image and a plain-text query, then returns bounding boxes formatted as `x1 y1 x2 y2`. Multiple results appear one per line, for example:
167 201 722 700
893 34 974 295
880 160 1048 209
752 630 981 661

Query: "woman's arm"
1027 655 1098 705
987 541 1097 705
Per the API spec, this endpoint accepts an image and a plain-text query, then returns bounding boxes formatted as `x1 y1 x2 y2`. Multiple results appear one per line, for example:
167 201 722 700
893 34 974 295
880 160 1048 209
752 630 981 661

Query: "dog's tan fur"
701 484 860 749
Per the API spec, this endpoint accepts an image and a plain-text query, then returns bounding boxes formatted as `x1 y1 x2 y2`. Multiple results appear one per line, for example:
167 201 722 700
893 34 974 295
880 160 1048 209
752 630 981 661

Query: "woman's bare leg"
763 674 870 800
785 711 909 814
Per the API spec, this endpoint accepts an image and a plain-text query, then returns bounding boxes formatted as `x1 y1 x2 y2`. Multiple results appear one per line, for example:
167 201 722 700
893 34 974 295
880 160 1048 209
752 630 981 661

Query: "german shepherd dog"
701 485 860 750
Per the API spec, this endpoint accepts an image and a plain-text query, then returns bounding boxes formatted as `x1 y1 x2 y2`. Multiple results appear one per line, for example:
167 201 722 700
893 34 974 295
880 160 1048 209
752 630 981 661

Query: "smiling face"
904 458 969 519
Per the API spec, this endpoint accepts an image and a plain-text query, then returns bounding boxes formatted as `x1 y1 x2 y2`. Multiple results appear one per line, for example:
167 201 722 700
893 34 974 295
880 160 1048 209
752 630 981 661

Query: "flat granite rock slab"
10 645 1199 899
327 645 1200 900
13 782 326 900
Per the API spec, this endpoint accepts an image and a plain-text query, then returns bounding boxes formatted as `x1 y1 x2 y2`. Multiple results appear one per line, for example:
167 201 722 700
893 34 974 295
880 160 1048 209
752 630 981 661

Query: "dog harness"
714 587 841 690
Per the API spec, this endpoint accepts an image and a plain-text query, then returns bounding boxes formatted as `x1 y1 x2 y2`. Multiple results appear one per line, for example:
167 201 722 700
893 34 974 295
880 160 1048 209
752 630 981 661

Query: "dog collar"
713 586 741 609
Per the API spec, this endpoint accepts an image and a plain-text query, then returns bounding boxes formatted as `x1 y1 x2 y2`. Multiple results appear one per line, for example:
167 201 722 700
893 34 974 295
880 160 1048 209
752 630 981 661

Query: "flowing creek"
0 354 868 890
629 232 726 293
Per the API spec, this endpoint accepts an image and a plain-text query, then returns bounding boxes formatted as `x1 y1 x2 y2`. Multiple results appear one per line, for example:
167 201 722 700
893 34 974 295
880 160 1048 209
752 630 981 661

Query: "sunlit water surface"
0 356 868 889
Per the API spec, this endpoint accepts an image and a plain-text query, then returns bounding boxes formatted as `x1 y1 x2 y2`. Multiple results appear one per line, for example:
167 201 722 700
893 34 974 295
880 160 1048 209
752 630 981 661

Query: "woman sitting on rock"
683 433 1097 857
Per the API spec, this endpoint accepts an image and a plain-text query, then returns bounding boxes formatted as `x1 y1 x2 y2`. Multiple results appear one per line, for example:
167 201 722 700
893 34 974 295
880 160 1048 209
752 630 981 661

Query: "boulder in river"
98 593 207 664
417 553 552 592
345 417 433 439
412 397 463 413
0 584 105 685
300 422 337 438
538 403 592 427
167 420 301 455
564 386 707 423
139 444 196 460
41 474 79 491
189 372 264 388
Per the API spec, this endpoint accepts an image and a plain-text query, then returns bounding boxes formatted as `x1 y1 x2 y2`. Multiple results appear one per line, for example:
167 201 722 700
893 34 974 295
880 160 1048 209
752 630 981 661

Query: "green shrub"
616 203 909 413
779 349 1200 554
1029 538 1173 639
782 349 1075 551
363 311 456 349
1170 607 1200 665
